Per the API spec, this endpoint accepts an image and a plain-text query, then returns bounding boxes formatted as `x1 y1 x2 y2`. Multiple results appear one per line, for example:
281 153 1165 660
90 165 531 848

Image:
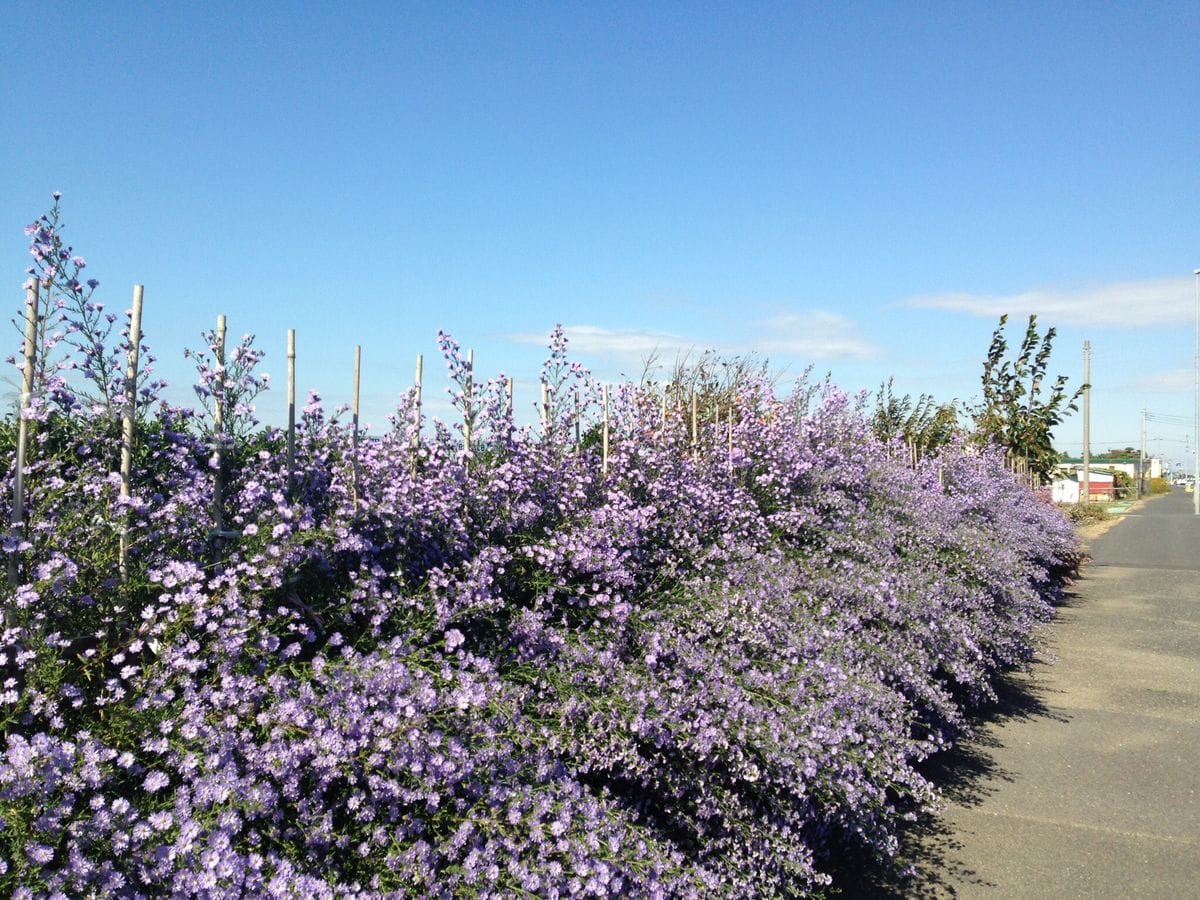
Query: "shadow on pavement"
824 663 1069 898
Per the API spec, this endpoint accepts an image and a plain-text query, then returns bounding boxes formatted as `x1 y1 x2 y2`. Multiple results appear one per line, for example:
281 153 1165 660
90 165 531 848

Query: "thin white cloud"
508 314 877 365
558 325 697 357
755 311 878 360
906 275 1196 327
506 326 698 373
1132 369 1194 394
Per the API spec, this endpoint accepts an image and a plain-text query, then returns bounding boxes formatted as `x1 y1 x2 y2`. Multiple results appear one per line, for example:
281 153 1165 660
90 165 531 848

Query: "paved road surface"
841 489 1200 898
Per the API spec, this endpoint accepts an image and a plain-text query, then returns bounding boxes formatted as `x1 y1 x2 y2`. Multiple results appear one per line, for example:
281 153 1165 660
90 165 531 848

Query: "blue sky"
3 2 1199 467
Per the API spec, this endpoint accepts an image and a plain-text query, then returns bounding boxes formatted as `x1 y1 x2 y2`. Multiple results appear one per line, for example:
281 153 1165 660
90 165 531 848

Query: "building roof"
1058 457 1142 465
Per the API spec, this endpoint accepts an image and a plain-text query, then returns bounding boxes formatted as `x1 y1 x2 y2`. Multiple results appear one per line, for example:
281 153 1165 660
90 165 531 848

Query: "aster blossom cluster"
0 203 1079 897
14 196 165 421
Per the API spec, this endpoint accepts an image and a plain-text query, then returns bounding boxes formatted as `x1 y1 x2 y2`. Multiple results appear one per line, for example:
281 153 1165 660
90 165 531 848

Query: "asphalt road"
840 489 1200 898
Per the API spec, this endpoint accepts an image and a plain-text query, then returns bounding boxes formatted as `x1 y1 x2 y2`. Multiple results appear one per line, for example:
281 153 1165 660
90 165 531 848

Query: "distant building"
1054 456 1161 482
1051 469 1115 502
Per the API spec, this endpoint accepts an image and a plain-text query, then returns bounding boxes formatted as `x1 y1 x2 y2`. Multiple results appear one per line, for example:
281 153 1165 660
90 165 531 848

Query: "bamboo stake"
352 345 361 515
574 388 581 453
118 285 144 584
414 353 424 430
212 314 227 536
411 353 423 475
690 392 699 459
463 349 474 453
7 282 39 594
286 329 296 494
213 315 226 432
540 381 549 435
408 354 423 478
727 405 734 476
602 384 610 477
505 374 514 421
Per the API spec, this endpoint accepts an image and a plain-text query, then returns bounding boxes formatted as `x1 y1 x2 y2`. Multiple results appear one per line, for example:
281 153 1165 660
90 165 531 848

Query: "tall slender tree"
971 314 1084 484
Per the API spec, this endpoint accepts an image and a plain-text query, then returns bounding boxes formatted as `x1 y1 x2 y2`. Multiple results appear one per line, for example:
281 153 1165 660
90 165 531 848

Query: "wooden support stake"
691 392 699 459
7 282 39 595
212 314 228 536
352 345 362 515
413 350 423 436
118 285 144 583
464 349 474 453
410 353 423 478
602 384 610 477
540 381 549 435
574 388 581 453
727 405 734 476
286 328 296 494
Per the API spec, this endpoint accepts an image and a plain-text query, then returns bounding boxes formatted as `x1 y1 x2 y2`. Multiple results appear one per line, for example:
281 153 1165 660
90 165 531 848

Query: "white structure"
1052 469 1115 503
1052 479 1080 504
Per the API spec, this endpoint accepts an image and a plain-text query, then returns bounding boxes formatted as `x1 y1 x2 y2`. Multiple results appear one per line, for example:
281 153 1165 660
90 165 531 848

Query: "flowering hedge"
1 205 1078 897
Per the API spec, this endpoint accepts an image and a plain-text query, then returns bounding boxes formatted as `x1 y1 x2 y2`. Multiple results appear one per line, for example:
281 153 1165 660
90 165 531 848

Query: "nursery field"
1 203 1080 897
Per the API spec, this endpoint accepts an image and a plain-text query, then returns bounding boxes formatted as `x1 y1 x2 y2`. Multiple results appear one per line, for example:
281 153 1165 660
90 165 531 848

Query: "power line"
1145 412 1194 426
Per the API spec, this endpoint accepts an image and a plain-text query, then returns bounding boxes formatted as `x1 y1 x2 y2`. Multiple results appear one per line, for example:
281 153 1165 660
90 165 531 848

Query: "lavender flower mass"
1 200 1079 896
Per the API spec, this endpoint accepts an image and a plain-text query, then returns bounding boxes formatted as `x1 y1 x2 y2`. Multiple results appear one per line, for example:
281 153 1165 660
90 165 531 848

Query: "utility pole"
1138 408 1147 500
1082 340 1091 505
1193 268 1199 515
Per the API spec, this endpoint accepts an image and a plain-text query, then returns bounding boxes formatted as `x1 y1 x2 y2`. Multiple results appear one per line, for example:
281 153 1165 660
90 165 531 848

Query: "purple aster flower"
26 842 54 864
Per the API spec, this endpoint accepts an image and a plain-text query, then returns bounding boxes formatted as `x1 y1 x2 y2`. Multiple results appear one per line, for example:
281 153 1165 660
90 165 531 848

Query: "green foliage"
642 349 778 416
971 314 1083 485
1107 468 1133 488
1062 502 1111 525
871 378 959 457
1102 467 1134 498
